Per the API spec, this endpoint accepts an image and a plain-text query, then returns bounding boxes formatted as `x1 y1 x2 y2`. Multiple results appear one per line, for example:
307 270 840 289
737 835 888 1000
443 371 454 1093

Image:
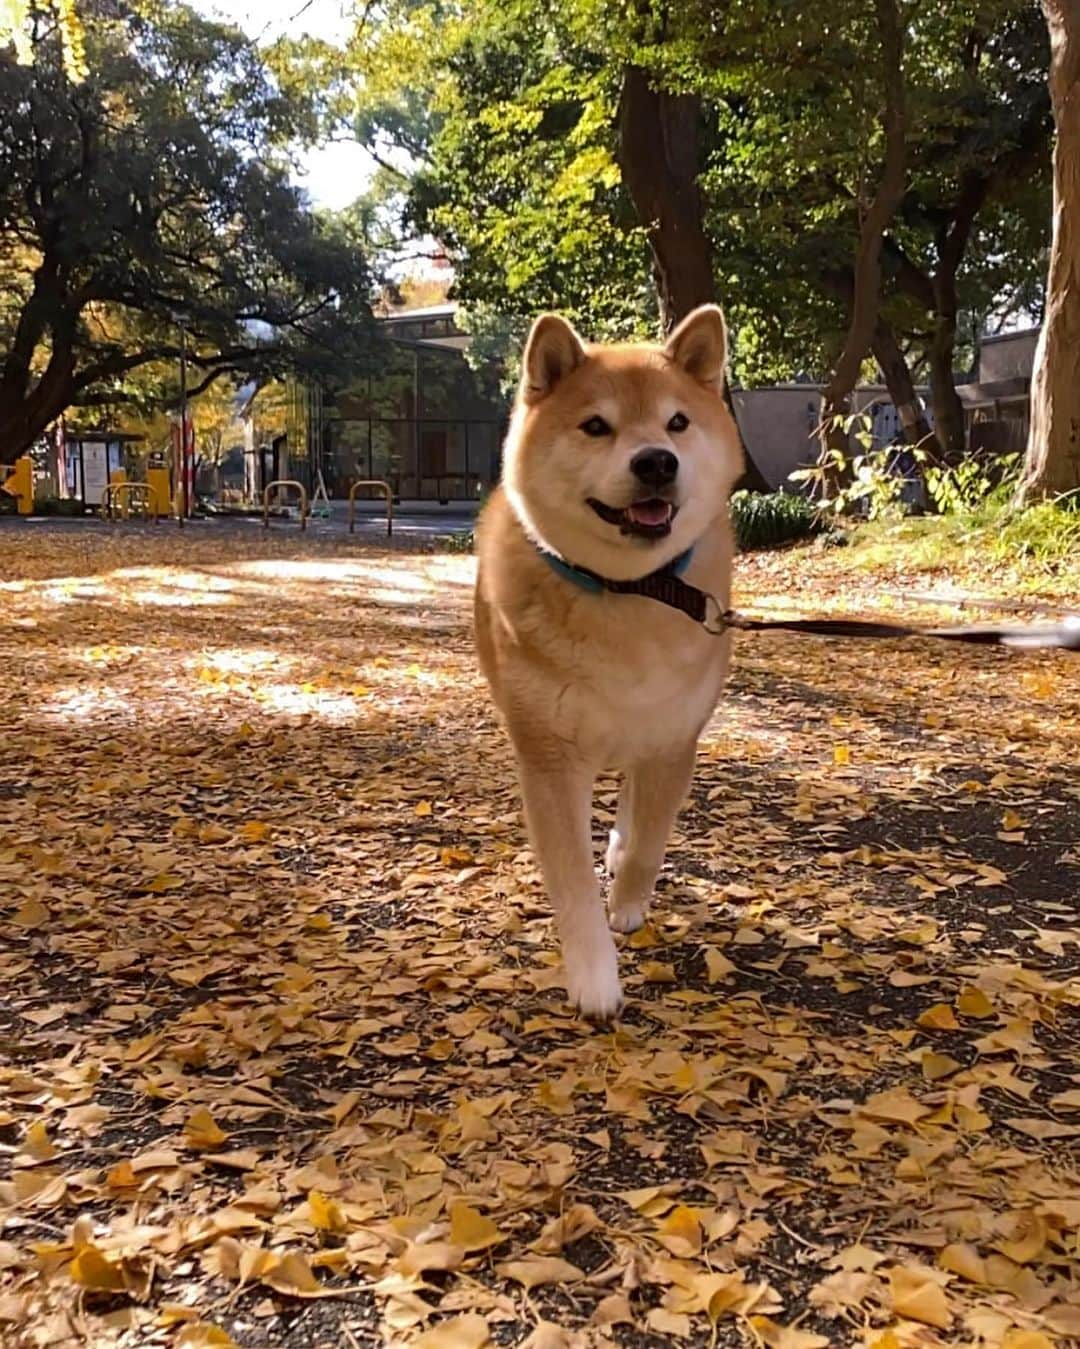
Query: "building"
956 327 1038 454
59 431 145 509
735 383 934 489
277 304 507 503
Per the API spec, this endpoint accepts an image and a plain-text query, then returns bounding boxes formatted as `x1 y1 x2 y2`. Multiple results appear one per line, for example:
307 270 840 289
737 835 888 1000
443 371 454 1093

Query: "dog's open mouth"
587 497 678 539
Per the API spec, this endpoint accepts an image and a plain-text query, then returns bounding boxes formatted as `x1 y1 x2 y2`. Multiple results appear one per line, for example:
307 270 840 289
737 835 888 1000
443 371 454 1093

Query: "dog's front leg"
607 742 697 933
516 755 622 1020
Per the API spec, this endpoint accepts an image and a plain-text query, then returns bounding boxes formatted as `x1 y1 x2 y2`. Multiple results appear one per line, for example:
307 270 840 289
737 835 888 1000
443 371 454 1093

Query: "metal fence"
326 416 504 501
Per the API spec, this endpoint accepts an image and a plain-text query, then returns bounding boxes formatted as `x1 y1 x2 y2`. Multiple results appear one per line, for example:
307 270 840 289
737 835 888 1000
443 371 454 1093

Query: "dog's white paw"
565 943 623 1021
604 828 625 877
608 898 648 933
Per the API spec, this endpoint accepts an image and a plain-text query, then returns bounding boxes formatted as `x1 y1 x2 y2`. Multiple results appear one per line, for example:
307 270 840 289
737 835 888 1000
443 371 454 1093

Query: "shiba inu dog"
474 306 744 1018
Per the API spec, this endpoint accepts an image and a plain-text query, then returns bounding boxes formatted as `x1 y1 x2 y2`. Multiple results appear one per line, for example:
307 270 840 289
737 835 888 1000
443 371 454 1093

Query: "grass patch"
836 496 1080 598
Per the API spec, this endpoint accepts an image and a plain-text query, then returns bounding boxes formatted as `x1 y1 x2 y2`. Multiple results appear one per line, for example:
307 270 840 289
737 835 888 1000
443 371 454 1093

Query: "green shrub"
730 489 824 551
442 529 475 554
32 496 84 516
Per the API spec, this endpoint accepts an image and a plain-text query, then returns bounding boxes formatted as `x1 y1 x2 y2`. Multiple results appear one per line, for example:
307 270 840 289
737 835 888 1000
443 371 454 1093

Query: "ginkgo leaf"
921 1051 963 1081
646 1308 692 1337
938 1242 986 1283
142 872 185 892
859 1088 931 1125
591 1294 634 1326
70 1246 127 1292
19 1120 56 1161
956 986 995 1018
495 1256 583 1289
396 1241 464 1275
261 1251 323 1296
532 1203 600 1253
993 1211 1048 1264
415 1315 491 1349
449 1203 505 1252
12 897 48 928
4 512 1079 1349
176 1326 240 1348
306 1190 348 1234
656 1205 702 1257
704 947 735 982
916 1003 959 1031
888 1266 952 1328
183 1107 228 1150
749 1316 831 1349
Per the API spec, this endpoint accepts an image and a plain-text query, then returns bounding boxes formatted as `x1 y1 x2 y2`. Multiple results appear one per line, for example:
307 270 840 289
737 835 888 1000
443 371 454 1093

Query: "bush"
730 489 824 551
442 529 475 554
32 496 84 516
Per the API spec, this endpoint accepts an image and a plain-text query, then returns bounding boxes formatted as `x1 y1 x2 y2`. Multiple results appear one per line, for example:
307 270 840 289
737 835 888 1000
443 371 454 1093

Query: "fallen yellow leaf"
449 1202 505 1252
415 1315 491 1349
495 1256 583 1289
888 1265 952 1329
12 896 48 928
956 986 995 1018
183 1107 228 1150
916 1003 959 1031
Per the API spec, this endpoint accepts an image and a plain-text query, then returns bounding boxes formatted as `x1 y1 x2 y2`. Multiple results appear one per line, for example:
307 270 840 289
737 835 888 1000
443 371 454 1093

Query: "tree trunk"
1019 0 1080 501
618 66 717 330
927 327 967 462
617 64 770 492
818 0 906 469
871 319 940 454
0 355 77 466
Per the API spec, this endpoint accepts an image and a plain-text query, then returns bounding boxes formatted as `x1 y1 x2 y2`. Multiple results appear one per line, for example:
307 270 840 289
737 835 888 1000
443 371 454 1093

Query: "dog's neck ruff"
538 544 711 624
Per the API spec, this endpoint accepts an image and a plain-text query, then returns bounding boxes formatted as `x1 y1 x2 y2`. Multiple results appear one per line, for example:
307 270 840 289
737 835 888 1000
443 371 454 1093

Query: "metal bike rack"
263 479 309 531
102 482 157 522
347 479 393 537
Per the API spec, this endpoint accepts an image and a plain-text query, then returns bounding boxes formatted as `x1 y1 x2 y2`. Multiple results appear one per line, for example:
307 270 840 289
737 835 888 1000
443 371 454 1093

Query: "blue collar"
541 544 694 594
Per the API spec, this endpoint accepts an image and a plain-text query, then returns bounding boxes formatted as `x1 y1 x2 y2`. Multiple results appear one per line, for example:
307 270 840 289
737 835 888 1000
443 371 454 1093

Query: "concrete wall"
734 384 930 489
733 386 820 488
978 329 1039 383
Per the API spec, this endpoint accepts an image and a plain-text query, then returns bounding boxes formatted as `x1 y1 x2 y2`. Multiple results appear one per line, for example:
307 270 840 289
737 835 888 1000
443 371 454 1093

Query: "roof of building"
978 326 1040 346
955 376 1031 407
379 303 459 323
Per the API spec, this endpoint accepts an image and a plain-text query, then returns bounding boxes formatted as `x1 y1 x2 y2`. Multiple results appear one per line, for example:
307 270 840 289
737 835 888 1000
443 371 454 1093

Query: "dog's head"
502 306 744 579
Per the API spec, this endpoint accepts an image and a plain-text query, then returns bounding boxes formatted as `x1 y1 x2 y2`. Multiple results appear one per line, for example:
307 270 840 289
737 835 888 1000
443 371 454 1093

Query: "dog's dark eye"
580 415 612 437
668 412 690 433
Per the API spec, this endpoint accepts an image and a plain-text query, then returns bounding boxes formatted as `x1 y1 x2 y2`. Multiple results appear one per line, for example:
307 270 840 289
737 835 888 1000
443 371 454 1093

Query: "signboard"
81 441 109 506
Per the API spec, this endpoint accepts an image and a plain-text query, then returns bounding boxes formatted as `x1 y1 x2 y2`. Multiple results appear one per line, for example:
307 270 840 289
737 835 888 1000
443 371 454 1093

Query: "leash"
539 549 1080 652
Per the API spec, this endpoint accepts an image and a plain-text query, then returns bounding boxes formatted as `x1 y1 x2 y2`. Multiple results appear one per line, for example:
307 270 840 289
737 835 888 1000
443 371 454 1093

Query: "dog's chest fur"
474 488 733 768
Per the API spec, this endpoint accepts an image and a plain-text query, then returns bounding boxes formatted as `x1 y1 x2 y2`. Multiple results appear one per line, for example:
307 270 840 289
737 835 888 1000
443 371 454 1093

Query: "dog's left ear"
664 305 728 393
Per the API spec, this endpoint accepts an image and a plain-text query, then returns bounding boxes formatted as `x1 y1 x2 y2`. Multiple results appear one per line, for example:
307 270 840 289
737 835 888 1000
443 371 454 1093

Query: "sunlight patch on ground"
40 683 131 720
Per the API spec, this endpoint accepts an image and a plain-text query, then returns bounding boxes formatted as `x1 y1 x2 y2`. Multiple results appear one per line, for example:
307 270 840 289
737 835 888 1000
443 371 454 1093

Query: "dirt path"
1 527 1078 1348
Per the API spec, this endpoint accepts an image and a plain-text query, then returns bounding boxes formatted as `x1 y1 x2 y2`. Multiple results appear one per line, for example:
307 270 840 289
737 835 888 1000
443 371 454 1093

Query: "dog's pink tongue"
627 500 672 527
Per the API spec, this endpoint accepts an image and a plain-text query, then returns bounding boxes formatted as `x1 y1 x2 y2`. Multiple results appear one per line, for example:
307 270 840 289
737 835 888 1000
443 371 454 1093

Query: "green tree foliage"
325 0 1050 427
0 0 376 463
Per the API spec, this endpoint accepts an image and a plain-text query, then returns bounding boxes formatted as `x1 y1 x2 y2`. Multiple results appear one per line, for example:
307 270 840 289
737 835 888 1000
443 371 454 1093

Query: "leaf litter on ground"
0 523 1078 1347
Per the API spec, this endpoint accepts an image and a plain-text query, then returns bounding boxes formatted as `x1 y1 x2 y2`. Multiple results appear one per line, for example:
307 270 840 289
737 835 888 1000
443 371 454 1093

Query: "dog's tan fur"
474 307 744 1017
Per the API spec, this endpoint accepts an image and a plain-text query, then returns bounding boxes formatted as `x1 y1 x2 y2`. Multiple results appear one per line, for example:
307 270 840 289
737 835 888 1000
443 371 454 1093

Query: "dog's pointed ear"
521 314 587 404
664 305 728 392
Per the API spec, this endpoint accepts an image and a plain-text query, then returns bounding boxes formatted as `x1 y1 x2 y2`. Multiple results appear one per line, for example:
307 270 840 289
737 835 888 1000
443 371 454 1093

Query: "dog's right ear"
521 314 587 404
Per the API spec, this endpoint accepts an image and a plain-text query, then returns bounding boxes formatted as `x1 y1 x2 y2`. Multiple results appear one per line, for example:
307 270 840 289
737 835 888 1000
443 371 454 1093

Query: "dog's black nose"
630 448 679 487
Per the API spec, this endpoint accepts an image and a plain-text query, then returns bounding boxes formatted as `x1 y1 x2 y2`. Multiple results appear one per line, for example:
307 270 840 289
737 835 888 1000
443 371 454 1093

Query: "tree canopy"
0 0 376 463
319 0 1050 421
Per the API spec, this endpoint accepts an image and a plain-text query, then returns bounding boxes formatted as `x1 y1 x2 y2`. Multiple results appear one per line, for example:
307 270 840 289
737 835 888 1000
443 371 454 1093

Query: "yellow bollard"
146 467 171 519
1 457 33 515
109 467 129 518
